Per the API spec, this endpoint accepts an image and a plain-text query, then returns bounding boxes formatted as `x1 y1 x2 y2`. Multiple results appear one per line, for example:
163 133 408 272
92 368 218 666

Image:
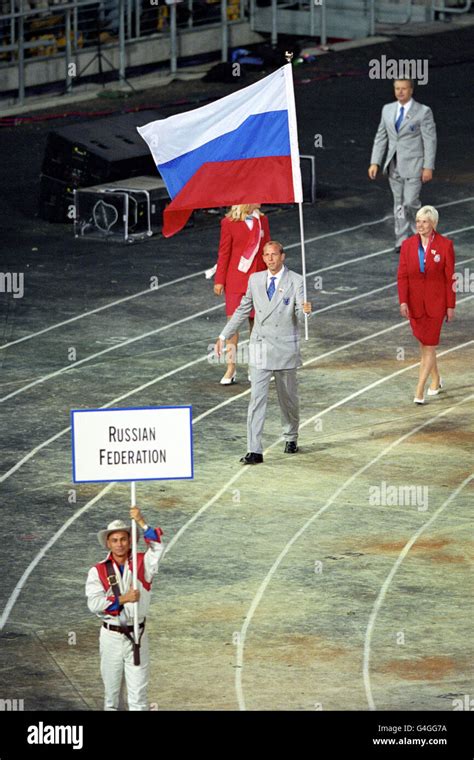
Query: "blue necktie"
395 105 405 133
418 240 425 273
267 276 276 301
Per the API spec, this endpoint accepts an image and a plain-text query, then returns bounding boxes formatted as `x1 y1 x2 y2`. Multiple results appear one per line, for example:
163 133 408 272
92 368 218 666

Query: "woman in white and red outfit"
397 205 456 404
214 204 270 384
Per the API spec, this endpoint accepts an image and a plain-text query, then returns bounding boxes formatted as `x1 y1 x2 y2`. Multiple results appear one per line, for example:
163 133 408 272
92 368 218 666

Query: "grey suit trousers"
247 366 299 454
388 159 422 246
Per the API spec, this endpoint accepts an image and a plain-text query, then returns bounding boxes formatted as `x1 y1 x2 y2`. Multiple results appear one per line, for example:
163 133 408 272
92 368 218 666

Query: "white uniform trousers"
99 625 149 711
248 366 299 454
388 159 422 247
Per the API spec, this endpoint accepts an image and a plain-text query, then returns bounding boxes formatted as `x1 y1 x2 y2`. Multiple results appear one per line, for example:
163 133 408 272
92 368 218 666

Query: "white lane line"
0 269 208 352
3 224 472 406
0 303 224 404
1 204 472 639
316 254 474 314
1 218 391 353
284 197 474 251
0 289 405 483
3 286 473 485
435 197 474 209
0 218 390 354
0 482 116 631
1 321 472 631
235 391 474 711
285 215 391 249
0 316 409 484
165 332 474 559
0 351 215 484
306 226 474 279
0 369 252 630
0 338 250 484
363 473 473 711
3 198 472 355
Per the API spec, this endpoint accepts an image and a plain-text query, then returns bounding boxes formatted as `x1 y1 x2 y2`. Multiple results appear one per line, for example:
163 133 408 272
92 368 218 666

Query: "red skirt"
225 291 255 319
409 313 444 346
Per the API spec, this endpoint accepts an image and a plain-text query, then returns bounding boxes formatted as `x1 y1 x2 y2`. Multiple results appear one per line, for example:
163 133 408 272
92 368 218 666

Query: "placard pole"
131 480 139 644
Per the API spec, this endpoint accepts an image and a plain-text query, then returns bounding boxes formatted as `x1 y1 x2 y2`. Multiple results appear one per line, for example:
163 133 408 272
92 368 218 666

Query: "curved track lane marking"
1 223 472 403
164 335 474 558
0 214 395 353
363 472 473 711
306 225 474 279
1 288 473 487
0 269 208 351
2 250 473 483
0 287 421 483
1 332 472 631
0 482 116 631
1 198 471 354
234 392 474 710
0 314 420 485
0 304 224 403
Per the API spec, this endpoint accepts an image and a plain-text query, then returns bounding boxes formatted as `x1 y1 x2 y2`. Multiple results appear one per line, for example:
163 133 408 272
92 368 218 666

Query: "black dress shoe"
240 452 263 465
395 246 401 255
284 441 299 454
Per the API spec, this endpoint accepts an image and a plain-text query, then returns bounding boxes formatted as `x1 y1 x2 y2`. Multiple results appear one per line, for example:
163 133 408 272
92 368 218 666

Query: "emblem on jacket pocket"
283 297 290 305
433 255 440 263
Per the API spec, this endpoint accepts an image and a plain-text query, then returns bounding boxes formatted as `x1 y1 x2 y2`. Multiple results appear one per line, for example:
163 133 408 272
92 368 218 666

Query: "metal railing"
0 0 246 105
430 0 472 19
375 0 413 24
255 0 377 46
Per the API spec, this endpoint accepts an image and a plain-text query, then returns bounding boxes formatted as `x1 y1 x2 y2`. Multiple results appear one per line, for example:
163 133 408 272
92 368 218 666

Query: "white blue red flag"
137 64 303 237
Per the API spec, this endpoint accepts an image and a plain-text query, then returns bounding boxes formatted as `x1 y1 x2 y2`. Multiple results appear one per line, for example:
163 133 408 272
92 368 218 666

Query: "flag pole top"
285 51 294 63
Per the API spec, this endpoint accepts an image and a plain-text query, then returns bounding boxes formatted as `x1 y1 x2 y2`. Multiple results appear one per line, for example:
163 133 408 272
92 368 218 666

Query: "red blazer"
397 232 456 319
215 214 270 293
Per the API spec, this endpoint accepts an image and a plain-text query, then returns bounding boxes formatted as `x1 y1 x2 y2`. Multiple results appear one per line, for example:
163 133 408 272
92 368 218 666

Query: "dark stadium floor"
0 24 473 713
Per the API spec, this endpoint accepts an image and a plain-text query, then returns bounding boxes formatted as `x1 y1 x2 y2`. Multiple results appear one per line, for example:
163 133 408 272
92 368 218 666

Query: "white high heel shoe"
413 397 425 405
220 371 236 386
427 378 444 396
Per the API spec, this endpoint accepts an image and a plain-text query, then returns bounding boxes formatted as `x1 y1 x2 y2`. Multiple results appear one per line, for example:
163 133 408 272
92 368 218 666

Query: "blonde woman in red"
214 204 270 384
397 205 456 404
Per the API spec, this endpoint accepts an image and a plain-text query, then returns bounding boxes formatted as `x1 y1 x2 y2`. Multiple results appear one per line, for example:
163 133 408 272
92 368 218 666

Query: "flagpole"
298 201 309 341
286 51 309 341
130 480 139 645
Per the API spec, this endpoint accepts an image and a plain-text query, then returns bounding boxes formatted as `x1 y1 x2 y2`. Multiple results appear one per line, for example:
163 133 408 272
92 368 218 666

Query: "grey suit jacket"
370 99 437 178
221 267 306 370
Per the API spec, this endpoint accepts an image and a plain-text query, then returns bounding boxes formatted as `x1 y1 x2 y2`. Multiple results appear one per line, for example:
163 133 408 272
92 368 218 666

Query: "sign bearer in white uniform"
86 506 164 710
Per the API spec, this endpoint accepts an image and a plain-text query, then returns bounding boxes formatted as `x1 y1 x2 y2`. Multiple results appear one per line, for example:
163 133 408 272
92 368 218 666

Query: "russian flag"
137 64 303 237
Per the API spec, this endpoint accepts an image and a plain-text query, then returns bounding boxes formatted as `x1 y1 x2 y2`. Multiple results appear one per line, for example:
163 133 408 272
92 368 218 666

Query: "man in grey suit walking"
368 79 437 252
215 240 312 465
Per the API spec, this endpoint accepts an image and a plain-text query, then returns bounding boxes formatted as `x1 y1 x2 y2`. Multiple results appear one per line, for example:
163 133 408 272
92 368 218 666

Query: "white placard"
71 406 193 483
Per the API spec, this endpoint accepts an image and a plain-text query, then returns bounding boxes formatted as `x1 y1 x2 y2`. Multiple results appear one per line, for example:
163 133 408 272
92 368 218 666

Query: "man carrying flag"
215 240 312 464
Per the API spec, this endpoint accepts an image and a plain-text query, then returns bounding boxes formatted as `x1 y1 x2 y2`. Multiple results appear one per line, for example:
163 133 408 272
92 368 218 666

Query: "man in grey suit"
368 79 437 252
215 240 312 465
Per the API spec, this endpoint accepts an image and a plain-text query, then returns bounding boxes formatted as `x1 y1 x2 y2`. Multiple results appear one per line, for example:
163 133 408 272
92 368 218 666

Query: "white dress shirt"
266 265 285 293
218 266 286 340
396 98 413 122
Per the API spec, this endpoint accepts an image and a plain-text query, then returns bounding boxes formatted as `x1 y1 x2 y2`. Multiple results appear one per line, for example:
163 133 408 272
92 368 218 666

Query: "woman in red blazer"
213 204 270 384
397 205 456 404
